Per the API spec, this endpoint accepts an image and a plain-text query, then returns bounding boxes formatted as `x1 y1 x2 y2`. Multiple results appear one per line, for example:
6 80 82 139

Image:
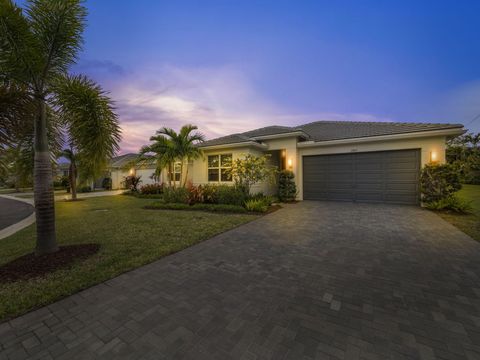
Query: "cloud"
87 63 394 153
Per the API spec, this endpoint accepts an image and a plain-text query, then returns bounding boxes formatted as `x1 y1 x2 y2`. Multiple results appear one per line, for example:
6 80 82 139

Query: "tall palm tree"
140 125 204 187
0 0 121 255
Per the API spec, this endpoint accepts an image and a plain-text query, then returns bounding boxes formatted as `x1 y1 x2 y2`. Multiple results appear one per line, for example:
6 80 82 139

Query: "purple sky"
69 0 480 153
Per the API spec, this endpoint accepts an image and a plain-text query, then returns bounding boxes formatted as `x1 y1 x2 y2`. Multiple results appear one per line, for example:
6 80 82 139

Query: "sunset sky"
68 0 480 153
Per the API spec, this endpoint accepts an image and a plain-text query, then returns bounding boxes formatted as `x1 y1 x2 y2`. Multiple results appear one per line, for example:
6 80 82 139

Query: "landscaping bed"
145 202 282 214
0 244 99 283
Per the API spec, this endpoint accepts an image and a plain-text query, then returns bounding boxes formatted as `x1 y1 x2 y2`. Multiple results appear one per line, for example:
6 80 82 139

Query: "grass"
0 195 257 321
436 184 480 242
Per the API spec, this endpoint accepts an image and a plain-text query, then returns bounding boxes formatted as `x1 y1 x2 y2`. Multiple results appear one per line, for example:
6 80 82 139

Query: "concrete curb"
0 195 35 240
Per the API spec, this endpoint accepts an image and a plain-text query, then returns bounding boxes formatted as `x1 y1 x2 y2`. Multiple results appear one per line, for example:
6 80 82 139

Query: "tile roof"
198 121 464 147
109 153 156 168
297 121 464 142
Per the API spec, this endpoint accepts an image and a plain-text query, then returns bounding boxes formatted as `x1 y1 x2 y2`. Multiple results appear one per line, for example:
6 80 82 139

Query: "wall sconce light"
287 158 293 169
430 151 438 163
129 168 135 175
282 150 286 158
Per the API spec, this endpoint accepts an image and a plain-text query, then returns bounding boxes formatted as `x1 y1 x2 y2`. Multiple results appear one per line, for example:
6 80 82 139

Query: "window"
168 162 181 182
208 154 232 182
174 162 181 181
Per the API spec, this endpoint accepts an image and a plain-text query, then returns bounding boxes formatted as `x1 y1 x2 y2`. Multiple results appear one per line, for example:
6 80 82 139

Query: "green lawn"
0 196 257 321
436 184 480 242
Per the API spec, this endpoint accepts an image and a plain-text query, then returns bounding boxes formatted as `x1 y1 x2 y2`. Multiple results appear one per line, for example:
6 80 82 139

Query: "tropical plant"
228 154 277 195
0 0 121 254
140 124 205 188
123 175 142 192
102 177 112 190
140 183 163 195
424 195 473 213
278 170 297 202
244 198 269 213
420 163 462 203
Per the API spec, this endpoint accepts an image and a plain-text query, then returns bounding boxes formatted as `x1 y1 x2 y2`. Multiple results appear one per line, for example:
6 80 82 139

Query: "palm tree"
0 0 121 255
140 125 204 187
60 148 78 200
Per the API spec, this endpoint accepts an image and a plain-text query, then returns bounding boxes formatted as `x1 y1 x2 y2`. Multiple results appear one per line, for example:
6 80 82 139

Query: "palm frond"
53 74 121 181
0 0 42 87
26 0 86 85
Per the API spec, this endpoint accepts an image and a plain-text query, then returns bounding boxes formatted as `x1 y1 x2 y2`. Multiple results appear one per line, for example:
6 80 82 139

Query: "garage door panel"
303 149 420 205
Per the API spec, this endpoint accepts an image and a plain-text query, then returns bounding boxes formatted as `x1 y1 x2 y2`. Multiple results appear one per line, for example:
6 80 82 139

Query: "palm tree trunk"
70 163 77 200
34 97 57 255
183 160 189 187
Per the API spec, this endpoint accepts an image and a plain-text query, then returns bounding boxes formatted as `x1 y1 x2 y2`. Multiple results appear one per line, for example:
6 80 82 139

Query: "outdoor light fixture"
129 168 135 175
287 158 293 168
430 151 438 163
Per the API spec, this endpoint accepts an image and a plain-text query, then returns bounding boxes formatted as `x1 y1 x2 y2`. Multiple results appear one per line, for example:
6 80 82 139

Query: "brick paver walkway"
1 202 480 359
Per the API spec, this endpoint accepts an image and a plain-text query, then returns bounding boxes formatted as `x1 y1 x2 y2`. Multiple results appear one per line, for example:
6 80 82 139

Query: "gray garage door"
303 149 420 205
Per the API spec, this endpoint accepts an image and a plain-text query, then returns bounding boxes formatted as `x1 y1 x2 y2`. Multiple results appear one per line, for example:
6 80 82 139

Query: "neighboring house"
108 153 158 189
54 162 70 180
188 121 465 205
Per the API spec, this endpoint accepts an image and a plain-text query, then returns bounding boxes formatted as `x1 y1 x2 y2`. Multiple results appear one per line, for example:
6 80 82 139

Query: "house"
187 121 465 205
107 153 158 189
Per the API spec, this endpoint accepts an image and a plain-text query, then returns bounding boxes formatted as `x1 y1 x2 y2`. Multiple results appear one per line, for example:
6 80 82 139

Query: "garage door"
303 149 420 205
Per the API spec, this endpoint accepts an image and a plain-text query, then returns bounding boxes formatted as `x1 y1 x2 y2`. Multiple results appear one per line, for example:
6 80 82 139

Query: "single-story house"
107 153 158 189
186 121 464 205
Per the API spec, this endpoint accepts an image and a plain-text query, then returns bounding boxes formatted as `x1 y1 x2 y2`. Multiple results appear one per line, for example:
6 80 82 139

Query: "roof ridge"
298 120 464 127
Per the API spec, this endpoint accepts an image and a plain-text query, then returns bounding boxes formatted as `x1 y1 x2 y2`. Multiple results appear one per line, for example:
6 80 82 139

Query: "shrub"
140 183 163 195
216 185 247 206
145 202 247 213
420 163 461 203
163 187 189 204
424 195 473 213
244 198 269 213
78 185 91 193
248 193 274 206
200 184 218 204
186 183 203 205
229 154 277 195
278 170 297 202
123 175 142 192
102 177 112 190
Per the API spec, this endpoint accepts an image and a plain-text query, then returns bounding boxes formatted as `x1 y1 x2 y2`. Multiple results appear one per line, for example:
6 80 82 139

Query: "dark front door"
302 149 420 205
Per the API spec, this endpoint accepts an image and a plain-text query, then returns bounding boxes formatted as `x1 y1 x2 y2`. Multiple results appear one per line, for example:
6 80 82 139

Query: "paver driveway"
1 202 480 360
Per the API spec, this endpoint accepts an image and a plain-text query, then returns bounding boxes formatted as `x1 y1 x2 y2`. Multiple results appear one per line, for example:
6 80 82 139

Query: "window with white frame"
168 162 181 182
208 154 232 182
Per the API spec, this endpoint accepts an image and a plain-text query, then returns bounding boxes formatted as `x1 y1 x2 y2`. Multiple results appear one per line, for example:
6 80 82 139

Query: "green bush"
215 185 247 206
248 193 274 206
140 183 163 195
78 185 91 193
244 198 269 213
424 195 473 213
278 170 297 202
163 187 189 204
145 202 247 213
420 163 462 203
200 184 217 204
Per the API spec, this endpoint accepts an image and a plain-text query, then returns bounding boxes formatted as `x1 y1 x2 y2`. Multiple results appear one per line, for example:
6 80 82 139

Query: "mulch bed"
265 204 282 214
0 244 100 284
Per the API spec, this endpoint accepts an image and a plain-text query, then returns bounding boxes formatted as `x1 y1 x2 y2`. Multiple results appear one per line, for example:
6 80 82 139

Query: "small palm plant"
0 0 121 254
